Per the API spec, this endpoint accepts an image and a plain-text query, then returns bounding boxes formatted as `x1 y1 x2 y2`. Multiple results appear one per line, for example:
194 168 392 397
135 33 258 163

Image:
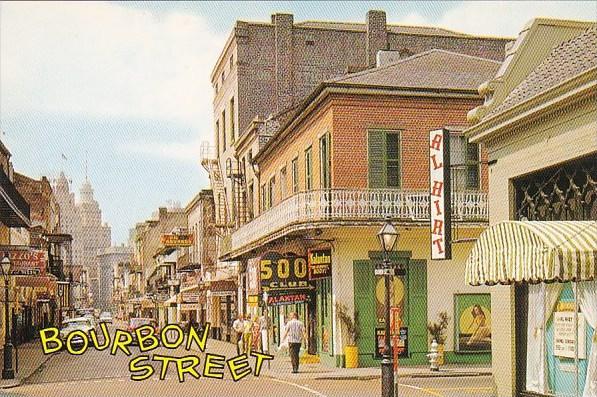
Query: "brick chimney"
272 13 294 112
366 10 388 68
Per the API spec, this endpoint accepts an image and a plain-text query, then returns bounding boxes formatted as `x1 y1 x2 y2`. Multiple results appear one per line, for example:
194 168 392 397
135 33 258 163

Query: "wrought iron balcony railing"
227 189 487 257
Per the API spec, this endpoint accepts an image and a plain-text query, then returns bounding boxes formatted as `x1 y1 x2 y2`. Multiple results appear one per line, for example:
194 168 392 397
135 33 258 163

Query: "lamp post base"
381 356 394 397
2 342 14 379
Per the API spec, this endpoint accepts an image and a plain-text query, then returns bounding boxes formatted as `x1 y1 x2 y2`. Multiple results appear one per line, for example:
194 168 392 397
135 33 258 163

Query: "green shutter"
407 259 428 356
353 260 377 356
386 132 401 188
368 130 386 188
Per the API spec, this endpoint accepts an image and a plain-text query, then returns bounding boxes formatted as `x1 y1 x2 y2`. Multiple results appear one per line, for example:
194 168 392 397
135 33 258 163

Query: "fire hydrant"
427 339 440 371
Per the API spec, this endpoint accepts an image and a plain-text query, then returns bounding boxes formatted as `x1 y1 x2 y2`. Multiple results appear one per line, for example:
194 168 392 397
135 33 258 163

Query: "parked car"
83 314 97 330
60 317 94 346
128 317 159 345
99 312 113 324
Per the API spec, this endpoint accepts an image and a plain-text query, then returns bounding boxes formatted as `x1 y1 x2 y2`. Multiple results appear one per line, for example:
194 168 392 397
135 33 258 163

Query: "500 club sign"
259 252 313 296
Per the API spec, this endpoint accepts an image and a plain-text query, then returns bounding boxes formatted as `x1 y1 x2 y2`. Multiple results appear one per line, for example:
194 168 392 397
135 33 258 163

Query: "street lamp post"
377 220 399 397
1 253 15 380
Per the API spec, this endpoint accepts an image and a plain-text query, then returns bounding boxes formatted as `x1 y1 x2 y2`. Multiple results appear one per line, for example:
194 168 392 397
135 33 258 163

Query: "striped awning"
466 221 597 286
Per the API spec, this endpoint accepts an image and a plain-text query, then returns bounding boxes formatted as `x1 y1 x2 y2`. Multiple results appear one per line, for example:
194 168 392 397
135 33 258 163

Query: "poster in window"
454 293 492 353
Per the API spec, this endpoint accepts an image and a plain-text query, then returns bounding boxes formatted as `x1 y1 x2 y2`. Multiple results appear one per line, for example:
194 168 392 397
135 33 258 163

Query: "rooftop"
329 49 501 91
486 26 597 118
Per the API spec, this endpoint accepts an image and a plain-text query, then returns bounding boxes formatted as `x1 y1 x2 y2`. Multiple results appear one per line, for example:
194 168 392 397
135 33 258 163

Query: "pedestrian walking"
282 312 306 373
242 316 253 355
251 316 261 352
232 314 245 354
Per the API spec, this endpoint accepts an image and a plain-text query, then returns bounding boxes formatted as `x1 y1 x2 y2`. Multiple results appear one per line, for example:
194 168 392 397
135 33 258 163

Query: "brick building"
220 49 499 367
205 9 511 253
13 174 61 248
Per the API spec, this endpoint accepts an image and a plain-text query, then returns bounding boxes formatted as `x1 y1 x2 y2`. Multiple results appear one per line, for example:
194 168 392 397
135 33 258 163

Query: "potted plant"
427 311 450 365
336 303 360 368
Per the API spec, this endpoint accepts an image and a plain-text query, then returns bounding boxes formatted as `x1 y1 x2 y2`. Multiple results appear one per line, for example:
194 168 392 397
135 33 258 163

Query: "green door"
353 258 428 366
316 278 333 359
407 259 428 363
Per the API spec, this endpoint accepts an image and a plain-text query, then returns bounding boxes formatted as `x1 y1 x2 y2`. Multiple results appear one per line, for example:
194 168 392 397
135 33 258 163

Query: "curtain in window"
578 281 597 397
526 283 562 393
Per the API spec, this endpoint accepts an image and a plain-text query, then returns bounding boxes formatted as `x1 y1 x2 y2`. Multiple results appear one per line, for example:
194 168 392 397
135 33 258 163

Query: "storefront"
466 220 596 396
207 279 237 341
462 21 596 397
245 250 326 358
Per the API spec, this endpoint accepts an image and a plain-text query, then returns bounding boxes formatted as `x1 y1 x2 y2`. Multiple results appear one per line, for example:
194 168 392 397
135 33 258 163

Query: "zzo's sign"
259 252 313 294
429 128 451 260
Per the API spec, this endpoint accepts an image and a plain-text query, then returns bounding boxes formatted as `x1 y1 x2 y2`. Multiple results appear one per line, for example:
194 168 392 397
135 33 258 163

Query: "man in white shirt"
232 314 245 354
282 312 306 373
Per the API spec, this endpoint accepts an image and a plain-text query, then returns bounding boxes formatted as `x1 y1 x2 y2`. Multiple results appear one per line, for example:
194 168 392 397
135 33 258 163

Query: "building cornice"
466 67 597 144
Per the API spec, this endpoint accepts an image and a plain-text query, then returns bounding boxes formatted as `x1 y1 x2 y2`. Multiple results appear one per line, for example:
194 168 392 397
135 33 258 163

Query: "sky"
1 1 595 244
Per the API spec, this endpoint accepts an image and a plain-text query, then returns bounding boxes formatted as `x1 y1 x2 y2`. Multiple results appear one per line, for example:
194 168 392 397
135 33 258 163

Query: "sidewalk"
0 340 52 389
200 338 492 381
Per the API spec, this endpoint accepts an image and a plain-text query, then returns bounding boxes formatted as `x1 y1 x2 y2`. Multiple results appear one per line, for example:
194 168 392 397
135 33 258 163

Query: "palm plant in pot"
427 311 450 365
336 303 360 368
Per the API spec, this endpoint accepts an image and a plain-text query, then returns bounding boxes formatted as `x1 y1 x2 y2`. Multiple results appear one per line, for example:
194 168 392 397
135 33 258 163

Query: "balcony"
222 189 488 260
0 166 30 227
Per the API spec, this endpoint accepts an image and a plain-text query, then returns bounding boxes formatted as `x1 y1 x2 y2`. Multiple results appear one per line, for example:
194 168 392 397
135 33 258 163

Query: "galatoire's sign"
429 128 452 260
308 249 332 280
259 252 314 304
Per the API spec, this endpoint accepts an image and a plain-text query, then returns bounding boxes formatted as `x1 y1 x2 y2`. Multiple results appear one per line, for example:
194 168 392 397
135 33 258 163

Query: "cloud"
392 1 596 37
0 1 225 133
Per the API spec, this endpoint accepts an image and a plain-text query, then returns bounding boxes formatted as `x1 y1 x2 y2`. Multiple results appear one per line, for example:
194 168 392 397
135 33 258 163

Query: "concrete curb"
264 370 492 381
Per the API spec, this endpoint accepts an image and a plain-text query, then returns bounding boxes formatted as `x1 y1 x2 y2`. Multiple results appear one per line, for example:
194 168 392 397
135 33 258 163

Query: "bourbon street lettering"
39 324 273 382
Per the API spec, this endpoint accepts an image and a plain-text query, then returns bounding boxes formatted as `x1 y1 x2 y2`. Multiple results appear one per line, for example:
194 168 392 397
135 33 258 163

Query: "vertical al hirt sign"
429 128 451 260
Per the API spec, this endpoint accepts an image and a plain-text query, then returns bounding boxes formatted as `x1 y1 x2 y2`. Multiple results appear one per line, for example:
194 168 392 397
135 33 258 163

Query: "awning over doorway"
465 221 597 286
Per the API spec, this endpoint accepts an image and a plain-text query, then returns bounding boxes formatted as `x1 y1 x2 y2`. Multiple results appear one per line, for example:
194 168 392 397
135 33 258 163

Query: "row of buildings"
0 139 122 346
117 11 595 397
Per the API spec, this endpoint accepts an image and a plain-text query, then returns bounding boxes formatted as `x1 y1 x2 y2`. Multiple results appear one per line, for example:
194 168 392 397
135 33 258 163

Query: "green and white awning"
466 221 597 286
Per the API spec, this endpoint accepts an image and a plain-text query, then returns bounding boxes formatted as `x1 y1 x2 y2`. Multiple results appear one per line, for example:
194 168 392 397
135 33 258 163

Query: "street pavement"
0 324 496 397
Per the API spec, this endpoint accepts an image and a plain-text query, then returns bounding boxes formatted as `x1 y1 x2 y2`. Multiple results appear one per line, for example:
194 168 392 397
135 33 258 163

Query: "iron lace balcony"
222 189 488 259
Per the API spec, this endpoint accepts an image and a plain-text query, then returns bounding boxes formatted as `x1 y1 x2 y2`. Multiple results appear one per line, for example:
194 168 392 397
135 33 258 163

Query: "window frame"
221 109 226 151
367 129 402 189
450 133 480 191
319 133 331 189
230 97 235 143
291 157 299 194
268 176 276 208
280 166 287 200
305 146 313 191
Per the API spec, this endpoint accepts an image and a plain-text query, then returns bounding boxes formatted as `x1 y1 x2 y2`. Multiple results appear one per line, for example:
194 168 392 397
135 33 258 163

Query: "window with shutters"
319 133 331 189
230 97 235 143
280 166 287 199
260 184 266 213
221 110 226 151
215 120 220 155
367 130 401 188
305 147 313 191
450 134 479 191
291 157 299 194
268 176 276 207
247 182 254 220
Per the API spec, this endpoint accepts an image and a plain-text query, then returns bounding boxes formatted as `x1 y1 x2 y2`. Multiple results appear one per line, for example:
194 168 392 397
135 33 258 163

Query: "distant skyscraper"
54 173 111 308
